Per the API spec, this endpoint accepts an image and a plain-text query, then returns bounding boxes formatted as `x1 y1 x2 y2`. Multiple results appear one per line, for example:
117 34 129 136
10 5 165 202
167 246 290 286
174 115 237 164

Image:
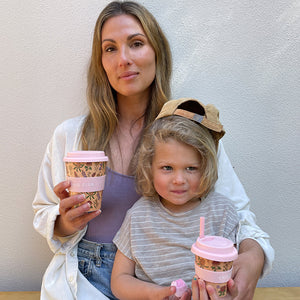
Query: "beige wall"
1 0 299 291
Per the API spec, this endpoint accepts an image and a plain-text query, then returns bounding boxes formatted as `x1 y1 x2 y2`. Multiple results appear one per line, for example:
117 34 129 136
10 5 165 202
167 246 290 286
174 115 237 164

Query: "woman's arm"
231 239 265 300
32 117 91 250
215 141 274 277
111 250 177 300
214 142 274 298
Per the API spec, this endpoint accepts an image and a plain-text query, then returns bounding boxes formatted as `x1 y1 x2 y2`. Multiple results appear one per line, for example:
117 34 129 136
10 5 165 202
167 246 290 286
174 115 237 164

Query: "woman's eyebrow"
127 33 146 40
102 33 146 44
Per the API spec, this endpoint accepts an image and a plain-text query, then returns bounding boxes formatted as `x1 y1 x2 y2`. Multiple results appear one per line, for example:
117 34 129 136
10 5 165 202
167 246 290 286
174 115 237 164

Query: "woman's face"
101 14 156 99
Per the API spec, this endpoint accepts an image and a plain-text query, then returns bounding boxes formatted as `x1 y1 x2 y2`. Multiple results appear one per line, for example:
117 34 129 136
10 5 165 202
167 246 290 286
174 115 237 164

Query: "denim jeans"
78 239 118 300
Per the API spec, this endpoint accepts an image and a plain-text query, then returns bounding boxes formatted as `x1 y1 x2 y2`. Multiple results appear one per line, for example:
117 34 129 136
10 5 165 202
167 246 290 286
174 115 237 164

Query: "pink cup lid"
191 217 238 261
63 151 108 162
191 235 238 262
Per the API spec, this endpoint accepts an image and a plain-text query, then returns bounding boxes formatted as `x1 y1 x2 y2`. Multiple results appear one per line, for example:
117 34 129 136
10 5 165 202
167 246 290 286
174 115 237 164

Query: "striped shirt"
113 192 239 287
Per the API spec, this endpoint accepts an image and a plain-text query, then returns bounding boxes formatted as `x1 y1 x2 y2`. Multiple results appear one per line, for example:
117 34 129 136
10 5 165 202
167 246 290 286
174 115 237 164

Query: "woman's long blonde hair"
80 1 172 167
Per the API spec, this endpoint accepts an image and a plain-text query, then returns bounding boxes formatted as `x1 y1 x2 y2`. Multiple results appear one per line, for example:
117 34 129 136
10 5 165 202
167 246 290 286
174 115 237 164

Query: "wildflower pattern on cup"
206 282 227 297
195 256 233 272
65 161 106 177
65 161 107 212
69 190 103 211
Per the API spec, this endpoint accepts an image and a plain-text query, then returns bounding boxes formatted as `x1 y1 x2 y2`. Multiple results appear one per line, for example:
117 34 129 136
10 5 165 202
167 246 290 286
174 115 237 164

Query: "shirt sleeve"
222 201 240 244
214 141 275 277
32 121 86 254
113 210 134 261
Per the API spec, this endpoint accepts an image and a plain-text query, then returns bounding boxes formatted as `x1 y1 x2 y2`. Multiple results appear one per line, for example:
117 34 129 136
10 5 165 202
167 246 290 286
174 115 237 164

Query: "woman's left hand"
231 239 264 300
191 277 237 300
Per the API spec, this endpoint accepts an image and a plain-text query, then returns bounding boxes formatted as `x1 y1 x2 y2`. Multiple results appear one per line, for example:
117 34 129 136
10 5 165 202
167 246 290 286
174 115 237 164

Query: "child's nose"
173 171 185 184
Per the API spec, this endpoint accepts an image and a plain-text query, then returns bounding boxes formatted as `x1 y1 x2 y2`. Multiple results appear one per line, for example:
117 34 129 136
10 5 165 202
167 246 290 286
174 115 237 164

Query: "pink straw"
199 217 205 238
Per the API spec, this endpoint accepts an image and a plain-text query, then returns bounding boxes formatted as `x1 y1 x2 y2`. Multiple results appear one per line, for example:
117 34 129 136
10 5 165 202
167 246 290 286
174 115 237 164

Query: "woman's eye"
103 46 115 53
131 40 143 48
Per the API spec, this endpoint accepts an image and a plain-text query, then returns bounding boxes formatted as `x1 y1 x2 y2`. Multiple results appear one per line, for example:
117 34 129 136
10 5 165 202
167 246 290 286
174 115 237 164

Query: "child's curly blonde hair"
135 115 219 199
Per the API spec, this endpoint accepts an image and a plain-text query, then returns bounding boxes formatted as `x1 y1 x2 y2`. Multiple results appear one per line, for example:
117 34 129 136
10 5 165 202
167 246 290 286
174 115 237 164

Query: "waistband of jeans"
78 238 117 252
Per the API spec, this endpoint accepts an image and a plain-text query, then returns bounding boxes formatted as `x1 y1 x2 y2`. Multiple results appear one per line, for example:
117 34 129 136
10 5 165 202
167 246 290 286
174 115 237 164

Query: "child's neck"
160 197 201 213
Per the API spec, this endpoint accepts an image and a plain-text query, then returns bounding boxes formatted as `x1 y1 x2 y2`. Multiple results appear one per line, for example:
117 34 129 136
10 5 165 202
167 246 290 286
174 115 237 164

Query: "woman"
33 1 274 300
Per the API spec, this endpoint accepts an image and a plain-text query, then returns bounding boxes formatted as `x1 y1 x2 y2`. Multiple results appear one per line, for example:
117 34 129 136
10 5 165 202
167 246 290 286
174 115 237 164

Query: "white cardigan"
33 116 274 300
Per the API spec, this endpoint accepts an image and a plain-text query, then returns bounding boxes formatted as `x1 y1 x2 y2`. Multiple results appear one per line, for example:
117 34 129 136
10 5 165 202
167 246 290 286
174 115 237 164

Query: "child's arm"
111 250 177 300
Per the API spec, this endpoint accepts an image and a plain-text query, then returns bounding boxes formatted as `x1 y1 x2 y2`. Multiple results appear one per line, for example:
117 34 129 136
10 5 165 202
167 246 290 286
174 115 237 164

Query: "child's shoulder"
204 191 237 211
202 192 239 229
127 196 159 215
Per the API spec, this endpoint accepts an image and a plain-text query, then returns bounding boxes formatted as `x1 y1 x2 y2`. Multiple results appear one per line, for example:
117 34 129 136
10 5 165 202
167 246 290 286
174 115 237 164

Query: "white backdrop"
1 0 300 291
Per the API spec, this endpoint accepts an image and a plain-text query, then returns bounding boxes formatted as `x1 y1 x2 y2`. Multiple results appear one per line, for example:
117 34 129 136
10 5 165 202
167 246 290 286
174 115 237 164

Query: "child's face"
152 139 202 213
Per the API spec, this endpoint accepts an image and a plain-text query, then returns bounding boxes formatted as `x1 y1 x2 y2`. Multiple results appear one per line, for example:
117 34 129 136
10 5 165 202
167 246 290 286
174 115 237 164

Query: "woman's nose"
118 47 132 67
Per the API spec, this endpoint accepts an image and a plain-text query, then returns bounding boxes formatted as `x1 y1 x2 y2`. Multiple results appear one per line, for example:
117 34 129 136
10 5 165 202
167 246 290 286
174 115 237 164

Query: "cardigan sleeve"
214 141 275 277
32 118 86 254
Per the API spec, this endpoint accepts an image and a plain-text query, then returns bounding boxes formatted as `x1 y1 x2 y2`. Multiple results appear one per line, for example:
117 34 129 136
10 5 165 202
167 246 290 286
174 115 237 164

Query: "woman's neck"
116 93 148 122
109 94 147 175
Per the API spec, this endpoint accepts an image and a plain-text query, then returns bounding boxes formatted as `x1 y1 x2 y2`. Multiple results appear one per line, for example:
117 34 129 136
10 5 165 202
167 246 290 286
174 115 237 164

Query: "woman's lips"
119 71 138 80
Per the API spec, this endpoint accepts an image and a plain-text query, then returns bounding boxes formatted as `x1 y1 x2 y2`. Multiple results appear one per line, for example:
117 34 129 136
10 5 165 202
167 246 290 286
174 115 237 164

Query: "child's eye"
162 166 172 171
187 167 197 171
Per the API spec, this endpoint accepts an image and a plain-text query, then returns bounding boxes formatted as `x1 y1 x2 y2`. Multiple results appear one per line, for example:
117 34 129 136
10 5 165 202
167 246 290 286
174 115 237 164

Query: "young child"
111 98 240 299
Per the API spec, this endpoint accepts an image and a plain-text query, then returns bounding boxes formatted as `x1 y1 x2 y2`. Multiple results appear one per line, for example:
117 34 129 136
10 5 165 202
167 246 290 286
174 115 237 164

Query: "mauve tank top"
83 167 140 243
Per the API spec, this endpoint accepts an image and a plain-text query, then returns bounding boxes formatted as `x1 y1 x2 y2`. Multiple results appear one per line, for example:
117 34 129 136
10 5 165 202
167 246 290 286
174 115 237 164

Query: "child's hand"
152 284 192 300
191 276 238 300
160 285 191 300
155 285 176 300
171 279 190 299
176 288 192 300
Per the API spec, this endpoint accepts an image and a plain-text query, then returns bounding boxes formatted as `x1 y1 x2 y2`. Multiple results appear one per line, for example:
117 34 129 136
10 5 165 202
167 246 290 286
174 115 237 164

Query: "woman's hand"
231 239 264 300
190 277 238 300
53 181 101 236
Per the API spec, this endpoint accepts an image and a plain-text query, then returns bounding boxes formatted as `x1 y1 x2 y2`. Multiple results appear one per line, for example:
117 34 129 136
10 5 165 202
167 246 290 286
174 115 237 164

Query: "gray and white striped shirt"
113 192 239 287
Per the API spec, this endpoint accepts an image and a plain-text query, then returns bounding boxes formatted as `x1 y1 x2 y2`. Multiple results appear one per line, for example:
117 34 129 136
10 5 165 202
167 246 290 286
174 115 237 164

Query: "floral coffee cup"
191 217 238 297
64 151 108 212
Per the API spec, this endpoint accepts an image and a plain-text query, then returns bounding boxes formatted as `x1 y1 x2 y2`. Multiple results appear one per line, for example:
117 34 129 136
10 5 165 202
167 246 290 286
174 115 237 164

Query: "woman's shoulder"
51 115 86 139
54 115 86 133
46 115 87 152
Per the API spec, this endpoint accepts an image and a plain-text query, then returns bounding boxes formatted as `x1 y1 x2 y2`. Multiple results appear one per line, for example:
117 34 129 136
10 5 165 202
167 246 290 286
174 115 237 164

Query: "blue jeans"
78 239 118 300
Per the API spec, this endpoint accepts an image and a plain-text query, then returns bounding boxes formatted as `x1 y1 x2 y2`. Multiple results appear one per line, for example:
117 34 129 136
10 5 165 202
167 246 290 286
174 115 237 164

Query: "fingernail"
193 276 197 280
83 202 90 209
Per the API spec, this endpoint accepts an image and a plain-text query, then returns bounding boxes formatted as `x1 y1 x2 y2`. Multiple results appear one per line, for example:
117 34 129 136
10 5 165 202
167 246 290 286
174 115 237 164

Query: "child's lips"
171 190 186 194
